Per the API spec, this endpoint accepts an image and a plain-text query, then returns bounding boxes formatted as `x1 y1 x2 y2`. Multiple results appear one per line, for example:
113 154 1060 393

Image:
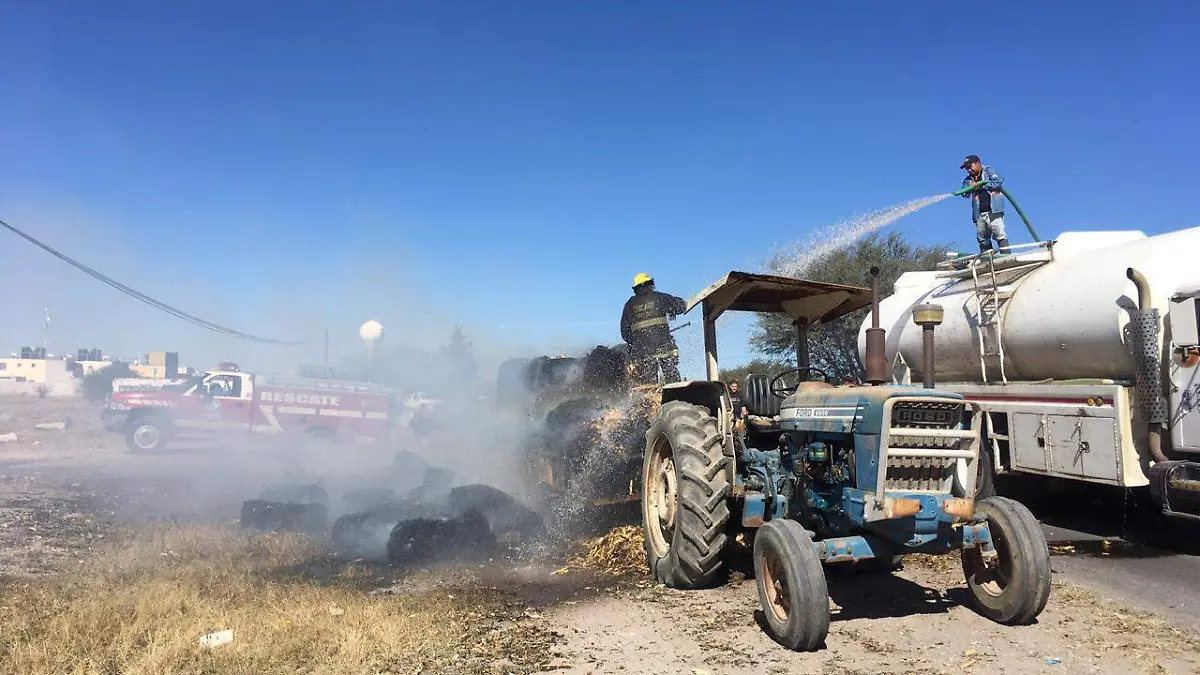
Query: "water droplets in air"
769 193 952 277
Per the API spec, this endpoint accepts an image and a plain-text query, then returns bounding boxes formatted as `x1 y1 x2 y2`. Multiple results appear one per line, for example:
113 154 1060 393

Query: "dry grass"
563 525 647 576
0 524 542 675
1051 580 1199 668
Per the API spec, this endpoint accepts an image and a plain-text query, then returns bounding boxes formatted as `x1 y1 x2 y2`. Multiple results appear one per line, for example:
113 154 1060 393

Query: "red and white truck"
102 366 400 452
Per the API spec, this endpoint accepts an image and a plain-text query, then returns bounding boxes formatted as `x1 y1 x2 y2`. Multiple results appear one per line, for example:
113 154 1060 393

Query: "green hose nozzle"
951 182 1041 242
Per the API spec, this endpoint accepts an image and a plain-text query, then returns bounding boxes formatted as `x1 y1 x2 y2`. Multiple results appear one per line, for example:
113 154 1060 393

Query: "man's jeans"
977 212 1009 252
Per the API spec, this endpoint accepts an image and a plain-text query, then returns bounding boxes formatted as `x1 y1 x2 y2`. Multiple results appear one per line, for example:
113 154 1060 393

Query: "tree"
750 231 953 383
718 358 791 386
81 361 135 403
442 324 477 384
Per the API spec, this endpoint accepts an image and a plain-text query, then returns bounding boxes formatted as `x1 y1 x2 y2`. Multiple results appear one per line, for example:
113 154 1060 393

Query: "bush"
81 362 135 403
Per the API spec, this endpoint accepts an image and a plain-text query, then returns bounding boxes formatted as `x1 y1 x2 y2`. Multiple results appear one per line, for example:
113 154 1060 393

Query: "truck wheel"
641 400 730 589
126 416 170 453
961 496 1051 625
753 520 830 651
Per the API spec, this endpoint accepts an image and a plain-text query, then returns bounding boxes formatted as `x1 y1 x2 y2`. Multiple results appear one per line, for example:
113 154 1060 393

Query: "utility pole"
43 307 50 353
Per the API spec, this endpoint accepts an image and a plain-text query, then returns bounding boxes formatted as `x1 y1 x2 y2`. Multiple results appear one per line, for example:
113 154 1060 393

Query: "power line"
0 217 302 346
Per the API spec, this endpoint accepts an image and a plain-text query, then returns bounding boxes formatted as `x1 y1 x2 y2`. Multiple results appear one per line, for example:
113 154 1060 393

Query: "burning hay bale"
239 500 328 533
386 509 497 567
565 525 648 576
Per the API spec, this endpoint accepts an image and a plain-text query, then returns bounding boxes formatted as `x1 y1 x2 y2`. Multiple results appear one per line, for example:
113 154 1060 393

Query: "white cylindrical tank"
858 227 1200 383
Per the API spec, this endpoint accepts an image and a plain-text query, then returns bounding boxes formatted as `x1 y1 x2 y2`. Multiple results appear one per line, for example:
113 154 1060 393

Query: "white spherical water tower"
359 319 384 358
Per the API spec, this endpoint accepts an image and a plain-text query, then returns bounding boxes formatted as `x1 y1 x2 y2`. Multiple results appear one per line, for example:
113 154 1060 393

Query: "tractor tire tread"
753 520 830 651
642 401 732 589
962 496 1051 625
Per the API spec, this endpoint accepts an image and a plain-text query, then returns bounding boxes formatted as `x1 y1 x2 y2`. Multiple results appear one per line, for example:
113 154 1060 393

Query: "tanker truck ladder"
938 243 1055 384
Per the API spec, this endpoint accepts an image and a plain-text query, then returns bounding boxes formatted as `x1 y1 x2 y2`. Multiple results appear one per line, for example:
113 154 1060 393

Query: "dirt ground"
1 395 1198 674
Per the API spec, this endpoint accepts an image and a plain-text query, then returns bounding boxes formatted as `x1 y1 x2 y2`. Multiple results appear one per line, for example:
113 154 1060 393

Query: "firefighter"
620 272 686 385
960 154 1010 254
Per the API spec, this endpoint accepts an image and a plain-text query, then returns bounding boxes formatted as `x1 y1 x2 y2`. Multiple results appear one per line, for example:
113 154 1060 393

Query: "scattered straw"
565 526 648 576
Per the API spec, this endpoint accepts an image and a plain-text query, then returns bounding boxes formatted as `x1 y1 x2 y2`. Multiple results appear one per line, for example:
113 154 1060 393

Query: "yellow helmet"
632 272 653 288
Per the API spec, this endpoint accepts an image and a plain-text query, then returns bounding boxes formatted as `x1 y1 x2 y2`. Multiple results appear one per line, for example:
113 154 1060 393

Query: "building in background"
131 351 180 379
0 354 75 396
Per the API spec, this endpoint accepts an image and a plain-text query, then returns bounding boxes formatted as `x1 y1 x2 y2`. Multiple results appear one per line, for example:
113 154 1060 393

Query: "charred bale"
259 483 329 506
386 509 496 567
240 500 328 533
331 500 440 555
528 356 584 392
581 345 629 392
448 484 545 543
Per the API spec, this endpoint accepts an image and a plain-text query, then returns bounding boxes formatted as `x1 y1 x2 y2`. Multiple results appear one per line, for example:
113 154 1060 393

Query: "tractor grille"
885 456 957 492
884 400 970 493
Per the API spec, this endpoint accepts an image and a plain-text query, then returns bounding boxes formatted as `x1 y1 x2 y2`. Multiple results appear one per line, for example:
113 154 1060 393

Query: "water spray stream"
770 193 952 277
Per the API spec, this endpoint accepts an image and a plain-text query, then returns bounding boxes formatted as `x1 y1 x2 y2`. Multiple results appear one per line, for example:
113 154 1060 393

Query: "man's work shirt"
961 165 1006 224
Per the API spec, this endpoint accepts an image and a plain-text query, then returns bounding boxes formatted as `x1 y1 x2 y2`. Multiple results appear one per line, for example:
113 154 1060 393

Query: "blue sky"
1 1 1197 377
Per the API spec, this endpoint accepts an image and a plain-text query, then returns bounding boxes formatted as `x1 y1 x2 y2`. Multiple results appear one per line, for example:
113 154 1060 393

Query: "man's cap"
960 154 981 169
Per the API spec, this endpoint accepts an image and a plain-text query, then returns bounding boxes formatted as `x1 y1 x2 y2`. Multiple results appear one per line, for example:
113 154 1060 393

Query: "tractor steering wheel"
769 367 832 399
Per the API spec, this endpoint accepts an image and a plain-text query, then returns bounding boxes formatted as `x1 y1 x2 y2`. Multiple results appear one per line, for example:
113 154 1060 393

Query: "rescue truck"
102 364 399 452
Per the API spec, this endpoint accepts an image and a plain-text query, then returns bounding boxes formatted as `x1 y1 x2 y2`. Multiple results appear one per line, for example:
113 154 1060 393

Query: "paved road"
1013 480 1200 632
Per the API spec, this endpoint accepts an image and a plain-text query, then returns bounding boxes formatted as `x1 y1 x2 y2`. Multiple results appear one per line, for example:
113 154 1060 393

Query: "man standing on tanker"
960 154 1010 254
621 273 686 385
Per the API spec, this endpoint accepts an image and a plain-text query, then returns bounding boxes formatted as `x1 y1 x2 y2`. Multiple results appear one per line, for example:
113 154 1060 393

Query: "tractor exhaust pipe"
1127 267 1170 464
865 266 888 385
912 304 945 389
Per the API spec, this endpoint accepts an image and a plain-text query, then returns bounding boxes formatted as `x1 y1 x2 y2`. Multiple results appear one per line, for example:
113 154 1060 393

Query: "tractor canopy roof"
685 271 872 325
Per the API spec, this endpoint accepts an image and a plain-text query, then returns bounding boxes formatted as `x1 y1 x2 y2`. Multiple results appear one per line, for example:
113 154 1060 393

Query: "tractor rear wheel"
641 401 730 589
753 520 830 651
961 496 1051 625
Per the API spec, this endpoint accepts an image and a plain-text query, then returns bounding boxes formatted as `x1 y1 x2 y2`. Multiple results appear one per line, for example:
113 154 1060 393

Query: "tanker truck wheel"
641 401 730 589
961 496 1051 625
753 519 830 651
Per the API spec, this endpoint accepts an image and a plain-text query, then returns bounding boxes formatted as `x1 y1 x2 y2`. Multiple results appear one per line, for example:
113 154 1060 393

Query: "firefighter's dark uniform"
620 280 686 385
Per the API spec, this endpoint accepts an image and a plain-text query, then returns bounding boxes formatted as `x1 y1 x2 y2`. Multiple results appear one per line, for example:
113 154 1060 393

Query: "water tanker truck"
640 269 1050 651
862 226 1200 520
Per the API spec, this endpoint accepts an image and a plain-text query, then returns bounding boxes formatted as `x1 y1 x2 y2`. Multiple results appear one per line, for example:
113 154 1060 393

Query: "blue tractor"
640 268 1051 651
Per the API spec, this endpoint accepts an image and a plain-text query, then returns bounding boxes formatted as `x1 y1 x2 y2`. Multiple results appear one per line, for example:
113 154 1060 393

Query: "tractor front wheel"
961 496 1051 625
753 520 830 651
641 401 731 589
